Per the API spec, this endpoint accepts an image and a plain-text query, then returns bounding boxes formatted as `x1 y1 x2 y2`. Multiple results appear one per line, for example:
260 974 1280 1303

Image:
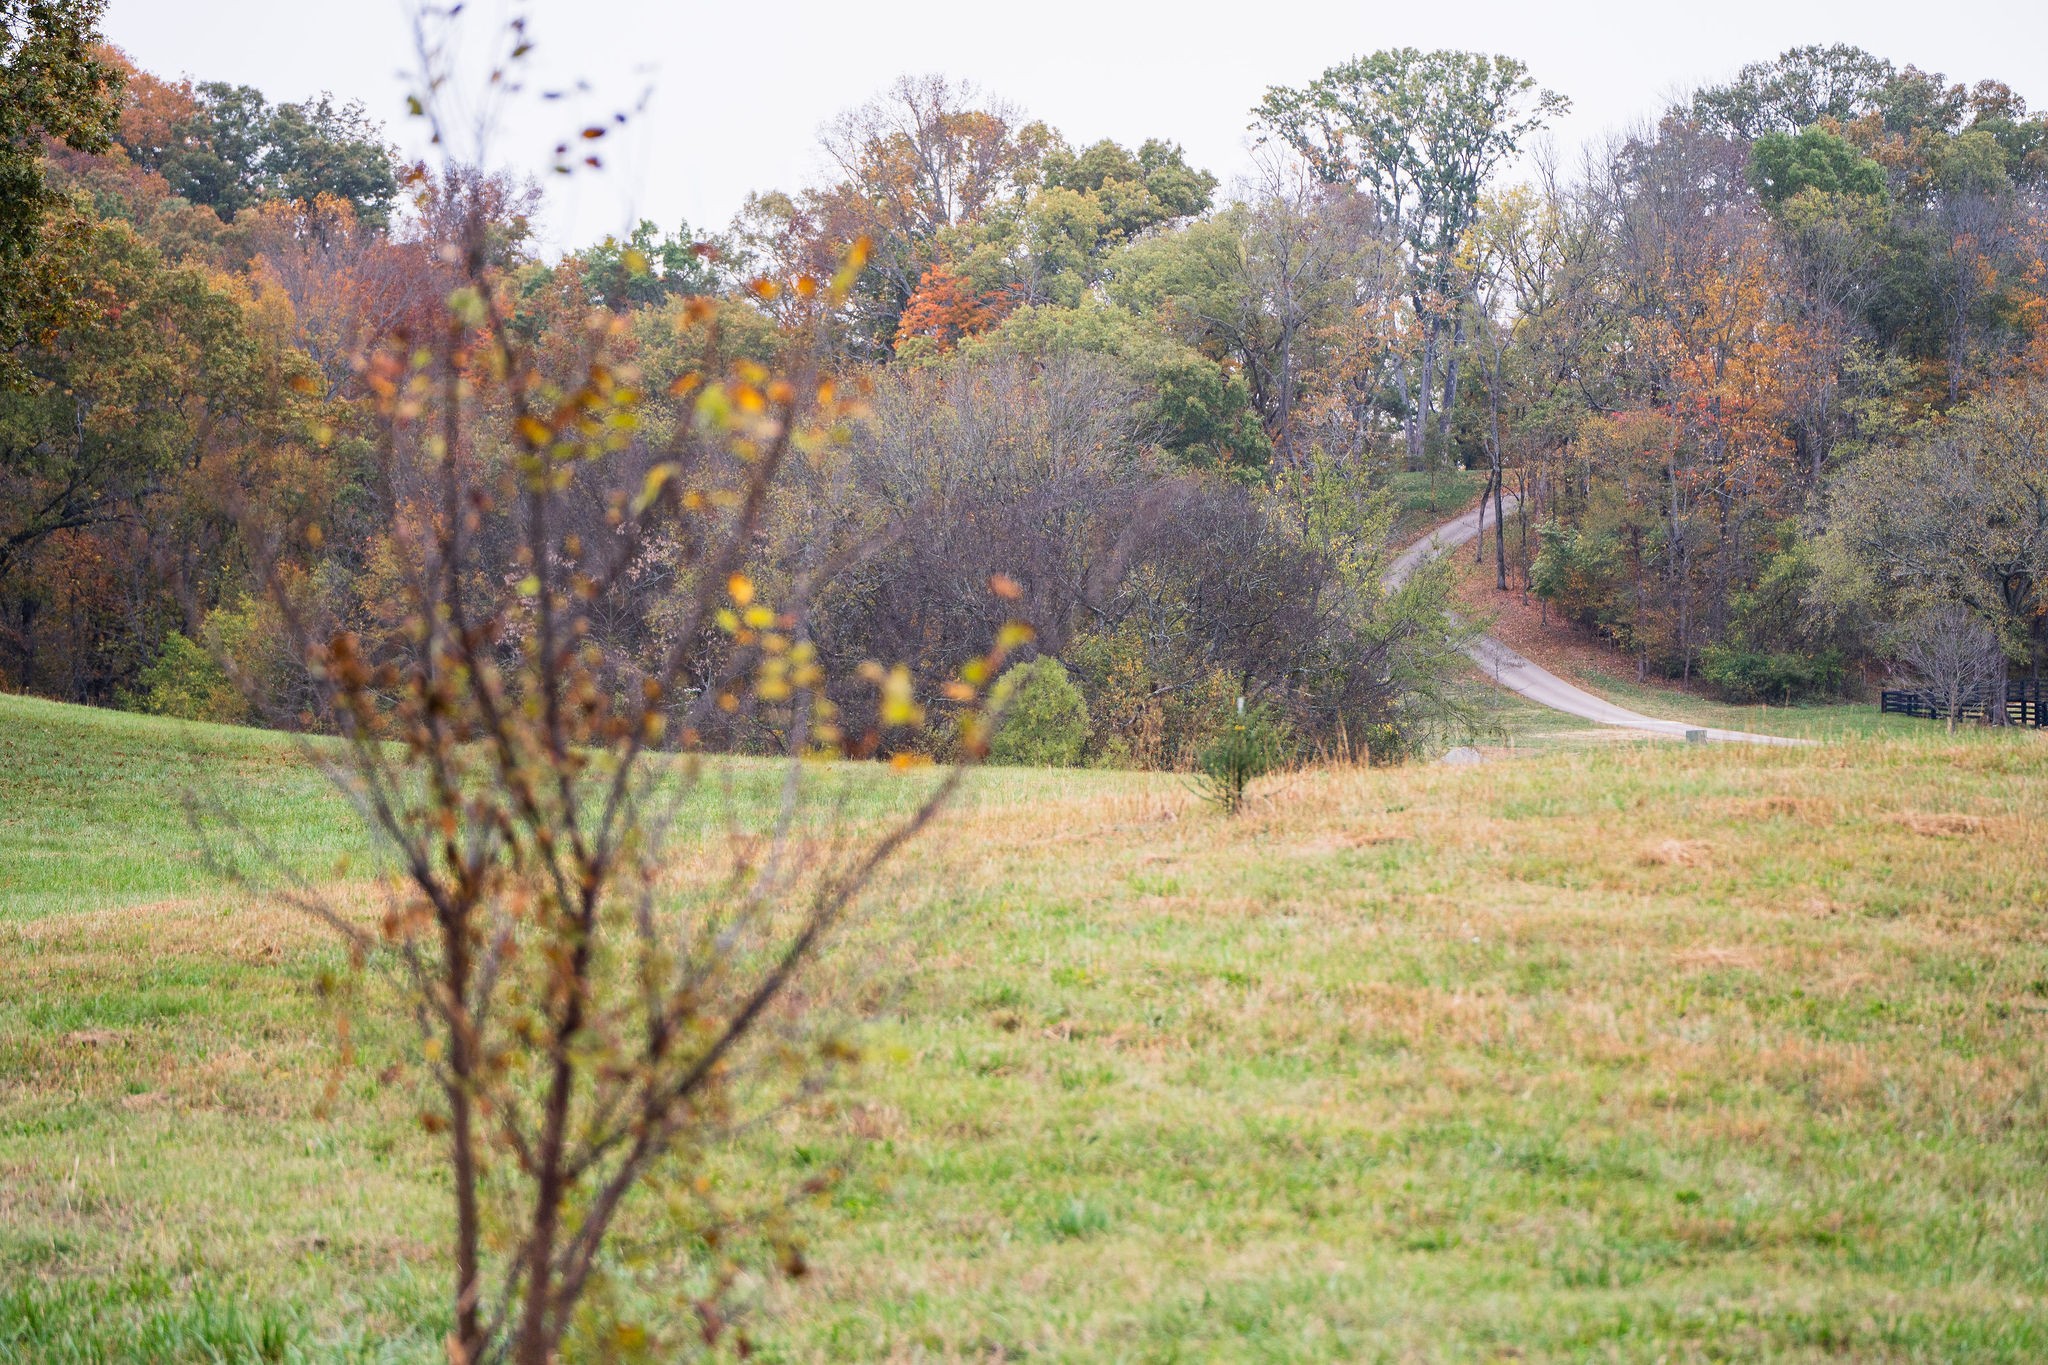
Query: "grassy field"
6 693 2048 1361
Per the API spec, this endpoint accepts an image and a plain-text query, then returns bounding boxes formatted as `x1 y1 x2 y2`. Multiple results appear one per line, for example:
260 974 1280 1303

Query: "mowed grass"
5 695 2048 1361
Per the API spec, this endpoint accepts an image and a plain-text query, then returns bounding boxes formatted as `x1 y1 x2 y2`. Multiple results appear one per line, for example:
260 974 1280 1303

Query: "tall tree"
0 0 121 370
1691 45 1896 140
1254 48 1566 469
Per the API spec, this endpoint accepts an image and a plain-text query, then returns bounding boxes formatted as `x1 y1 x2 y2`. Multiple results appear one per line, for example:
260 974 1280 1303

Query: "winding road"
1391 497 1803 746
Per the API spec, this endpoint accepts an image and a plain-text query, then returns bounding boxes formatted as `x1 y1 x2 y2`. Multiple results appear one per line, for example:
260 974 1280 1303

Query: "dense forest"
6 6 2048 760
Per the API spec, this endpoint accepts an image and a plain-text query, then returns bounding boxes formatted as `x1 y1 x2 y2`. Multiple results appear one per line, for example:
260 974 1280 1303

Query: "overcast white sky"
104 0 2048 256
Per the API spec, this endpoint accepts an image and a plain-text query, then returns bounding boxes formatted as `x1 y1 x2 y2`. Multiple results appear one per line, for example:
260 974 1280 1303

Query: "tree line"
6 11 2048 762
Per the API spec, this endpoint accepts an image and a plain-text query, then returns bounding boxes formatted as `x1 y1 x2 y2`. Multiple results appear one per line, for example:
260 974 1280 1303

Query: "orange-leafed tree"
891 260 1013 356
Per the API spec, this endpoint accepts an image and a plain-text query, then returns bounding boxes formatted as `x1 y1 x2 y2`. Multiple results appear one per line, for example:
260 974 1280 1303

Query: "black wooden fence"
1880 679 2045 726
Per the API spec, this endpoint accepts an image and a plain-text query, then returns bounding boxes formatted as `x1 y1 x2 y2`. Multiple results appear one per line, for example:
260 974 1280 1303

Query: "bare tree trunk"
1419 316 1440 493
1493 456 1509 592
1394 365 1424 470
1475 465 1490 565
1440 309 1464 447
1517 467 1531 602
1485 340 1508 591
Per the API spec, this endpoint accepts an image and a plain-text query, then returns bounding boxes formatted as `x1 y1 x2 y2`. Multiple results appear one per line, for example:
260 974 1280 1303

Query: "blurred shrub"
988 657 1090 767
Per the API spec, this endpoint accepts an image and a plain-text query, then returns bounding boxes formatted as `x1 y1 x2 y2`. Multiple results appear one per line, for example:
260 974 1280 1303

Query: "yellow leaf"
879 663 923 728
831 237 871 300
516 415 552 447
631 462 676 514
447 287 487 327
727 573 755 605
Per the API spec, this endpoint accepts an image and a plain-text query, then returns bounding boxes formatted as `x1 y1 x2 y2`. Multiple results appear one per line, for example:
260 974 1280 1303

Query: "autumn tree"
1821 380 2048 693
783 74 1051 353
0 0 121 373
891 259 1013 356
111 73 399 224
1255 48 1566 470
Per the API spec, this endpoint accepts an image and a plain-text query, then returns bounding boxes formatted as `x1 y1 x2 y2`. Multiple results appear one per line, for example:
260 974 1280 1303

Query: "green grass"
0 695 365 920
1509 653 1962 743
1391 468 1486 541
7 694 2048 1360
0 693 1098 922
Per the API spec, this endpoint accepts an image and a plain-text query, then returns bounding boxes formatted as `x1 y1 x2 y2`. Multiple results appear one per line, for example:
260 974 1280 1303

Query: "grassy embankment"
6 691 2048 1361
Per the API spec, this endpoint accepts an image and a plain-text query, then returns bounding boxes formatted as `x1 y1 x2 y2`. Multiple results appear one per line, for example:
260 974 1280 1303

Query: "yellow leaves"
516 415 553 448
997 621 1036 652
447 286 488 327
631 462 676 515
831 237 871 302
693 383 733 430
727 573 754 606
742 605 774 629
873 663 923 728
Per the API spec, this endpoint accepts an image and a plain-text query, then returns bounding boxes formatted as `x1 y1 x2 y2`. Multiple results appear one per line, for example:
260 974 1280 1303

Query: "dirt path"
1390 497 1805 746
